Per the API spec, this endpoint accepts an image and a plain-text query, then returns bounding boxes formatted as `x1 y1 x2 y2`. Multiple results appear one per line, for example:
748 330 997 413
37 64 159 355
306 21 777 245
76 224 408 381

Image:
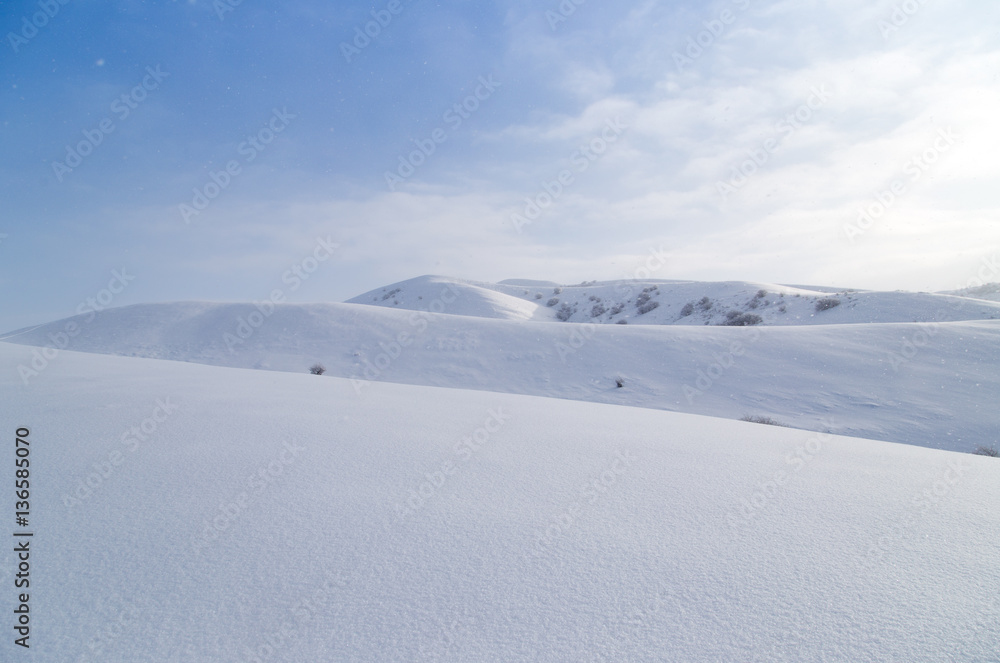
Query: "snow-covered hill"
942 281 1000 302
347 275 554 321
0 342 997 661
346 275 1000 326
3 280 999 452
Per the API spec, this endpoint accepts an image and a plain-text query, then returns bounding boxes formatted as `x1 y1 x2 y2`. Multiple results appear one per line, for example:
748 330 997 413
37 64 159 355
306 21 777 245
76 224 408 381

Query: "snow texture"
0 342 998 661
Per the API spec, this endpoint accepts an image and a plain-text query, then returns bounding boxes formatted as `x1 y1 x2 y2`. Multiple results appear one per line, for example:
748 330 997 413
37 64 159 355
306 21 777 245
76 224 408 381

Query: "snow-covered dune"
2 299 998 451
0 342 997 661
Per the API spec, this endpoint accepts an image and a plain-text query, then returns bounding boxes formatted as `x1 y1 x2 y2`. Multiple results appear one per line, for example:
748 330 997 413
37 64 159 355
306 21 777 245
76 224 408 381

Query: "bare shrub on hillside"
637 300 660 315
722 312 762 326
739 414 789 427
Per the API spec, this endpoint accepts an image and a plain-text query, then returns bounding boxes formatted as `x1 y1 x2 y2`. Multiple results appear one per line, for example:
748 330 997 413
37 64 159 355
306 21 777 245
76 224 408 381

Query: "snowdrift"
2 299 998 452
0 342 997 661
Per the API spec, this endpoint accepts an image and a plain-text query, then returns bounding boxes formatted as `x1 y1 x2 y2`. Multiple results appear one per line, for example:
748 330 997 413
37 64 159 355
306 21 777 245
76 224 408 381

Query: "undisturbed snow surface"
1 342 998 661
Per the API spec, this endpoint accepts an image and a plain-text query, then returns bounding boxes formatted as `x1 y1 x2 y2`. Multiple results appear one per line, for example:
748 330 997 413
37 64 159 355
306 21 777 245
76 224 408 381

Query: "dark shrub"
722 312 762 326
637 300 660 315
739 414 788 427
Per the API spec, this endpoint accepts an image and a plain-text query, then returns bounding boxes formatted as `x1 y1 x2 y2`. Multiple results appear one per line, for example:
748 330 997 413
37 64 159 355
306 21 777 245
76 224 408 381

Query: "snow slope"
0 342 997 661
2 300 998 452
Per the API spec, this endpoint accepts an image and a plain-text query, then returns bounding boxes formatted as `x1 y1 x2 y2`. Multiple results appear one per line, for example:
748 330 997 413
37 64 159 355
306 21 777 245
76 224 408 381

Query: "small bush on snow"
679 302 694 317
722 312 762 326
973 445 999 457
309 364 326 375
739 414 788 427
815 297 841 312
546 297 559 307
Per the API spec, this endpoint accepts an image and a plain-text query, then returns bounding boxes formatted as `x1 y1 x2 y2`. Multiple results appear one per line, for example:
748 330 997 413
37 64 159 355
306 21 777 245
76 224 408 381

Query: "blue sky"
1 0 998 332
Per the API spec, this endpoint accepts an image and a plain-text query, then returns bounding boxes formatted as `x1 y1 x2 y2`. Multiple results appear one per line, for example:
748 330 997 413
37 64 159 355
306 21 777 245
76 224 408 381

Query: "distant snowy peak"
940 281 1000 302
345 275 1000 326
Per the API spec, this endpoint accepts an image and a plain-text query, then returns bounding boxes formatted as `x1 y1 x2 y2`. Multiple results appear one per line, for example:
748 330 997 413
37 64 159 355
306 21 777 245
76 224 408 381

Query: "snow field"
0 342 997 661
